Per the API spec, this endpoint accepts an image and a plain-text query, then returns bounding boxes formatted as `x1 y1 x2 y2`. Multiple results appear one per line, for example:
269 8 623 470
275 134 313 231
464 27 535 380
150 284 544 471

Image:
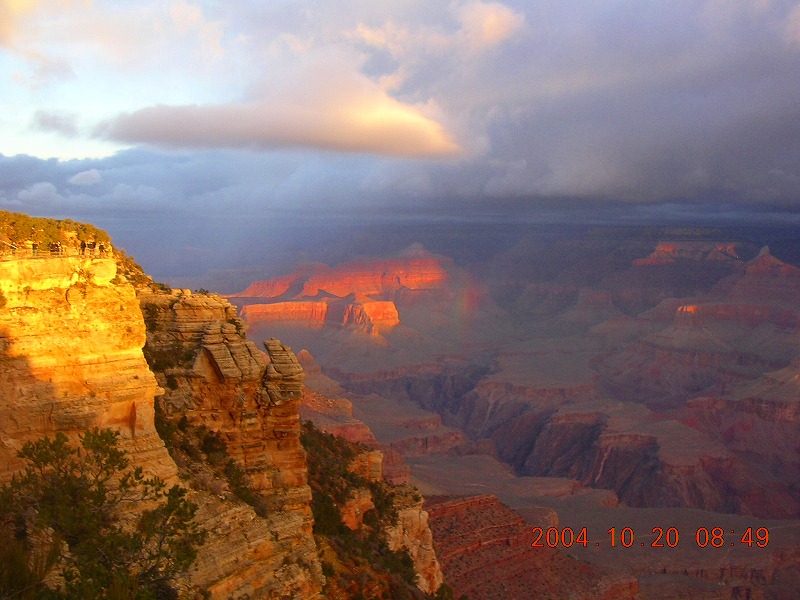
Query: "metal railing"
0 246 114 261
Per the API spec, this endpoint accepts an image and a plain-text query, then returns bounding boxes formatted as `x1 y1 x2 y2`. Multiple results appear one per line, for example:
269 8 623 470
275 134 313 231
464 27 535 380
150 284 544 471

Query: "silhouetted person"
80 240 86 255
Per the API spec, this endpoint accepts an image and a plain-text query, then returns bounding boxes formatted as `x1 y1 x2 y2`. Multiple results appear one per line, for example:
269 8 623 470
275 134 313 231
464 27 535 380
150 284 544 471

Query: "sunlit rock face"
0 255 328 597
139 291 324 599
233 247 450 337
241 298 401 336
234 250 449 300
0 256 176 483
384 500 444 594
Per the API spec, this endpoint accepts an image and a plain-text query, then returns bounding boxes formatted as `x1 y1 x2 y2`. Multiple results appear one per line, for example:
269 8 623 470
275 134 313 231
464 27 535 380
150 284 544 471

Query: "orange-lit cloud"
0 0 91 47
98 59 460 157
0 0 40 46
454 1 524 52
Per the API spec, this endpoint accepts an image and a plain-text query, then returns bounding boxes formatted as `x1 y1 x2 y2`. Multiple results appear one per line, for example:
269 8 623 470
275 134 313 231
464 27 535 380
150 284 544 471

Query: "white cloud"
68 168 101 185
17 181 61 204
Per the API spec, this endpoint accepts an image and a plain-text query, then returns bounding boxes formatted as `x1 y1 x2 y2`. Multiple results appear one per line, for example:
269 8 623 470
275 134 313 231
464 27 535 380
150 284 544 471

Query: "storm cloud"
1 1 800 283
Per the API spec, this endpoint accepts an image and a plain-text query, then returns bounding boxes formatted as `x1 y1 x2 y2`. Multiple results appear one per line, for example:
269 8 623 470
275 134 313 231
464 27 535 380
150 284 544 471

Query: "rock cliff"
297 356 443 593
384 498 444 594
139 290 324 598
233 250 449 300
0 255 175 484
233 248 451 342
242 298 400 336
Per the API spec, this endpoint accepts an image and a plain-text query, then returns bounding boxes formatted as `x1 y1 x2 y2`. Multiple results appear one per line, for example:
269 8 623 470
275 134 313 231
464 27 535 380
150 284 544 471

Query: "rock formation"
241 298 400 336
425 495 638 600
297 352 443 592
0 255 175 483
632 241 746 266
139 290 324 598
233 250 449 300
384 498 444 595
233 247 451 340
223 226 800 596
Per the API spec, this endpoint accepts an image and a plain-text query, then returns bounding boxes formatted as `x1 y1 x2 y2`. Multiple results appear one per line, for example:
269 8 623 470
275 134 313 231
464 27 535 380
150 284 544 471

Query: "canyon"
5 216 800 598
235 226 800 598
0 218 449 599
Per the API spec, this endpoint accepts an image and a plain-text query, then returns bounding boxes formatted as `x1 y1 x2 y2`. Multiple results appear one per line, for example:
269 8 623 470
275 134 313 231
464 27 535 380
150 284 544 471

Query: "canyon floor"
234 224 800 599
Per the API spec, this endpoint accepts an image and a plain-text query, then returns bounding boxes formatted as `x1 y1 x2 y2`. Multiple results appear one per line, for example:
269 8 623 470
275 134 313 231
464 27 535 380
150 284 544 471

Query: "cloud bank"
2 1 800 284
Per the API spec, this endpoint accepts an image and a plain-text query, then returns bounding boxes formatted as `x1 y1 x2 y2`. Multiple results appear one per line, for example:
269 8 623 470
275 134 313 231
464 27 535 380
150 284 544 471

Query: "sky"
1 1 800 286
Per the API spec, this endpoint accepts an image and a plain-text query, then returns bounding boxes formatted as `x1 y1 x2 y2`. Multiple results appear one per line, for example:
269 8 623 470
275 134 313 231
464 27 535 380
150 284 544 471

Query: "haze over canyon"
232 223 800 599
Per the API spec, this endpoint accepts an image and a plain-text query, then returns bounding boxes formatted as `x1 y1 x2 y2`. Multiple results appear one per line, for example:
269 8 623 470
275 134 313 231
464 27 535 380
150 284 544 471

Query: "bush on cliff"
301 420 435 599
0 210 110 247
0 428 205 599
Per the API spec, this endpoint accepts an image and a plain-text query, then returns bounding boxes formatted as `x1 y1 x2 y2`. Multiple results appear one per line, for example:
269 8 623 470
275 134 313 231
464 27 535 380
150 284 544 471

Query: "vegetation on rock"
301 420 452 600
0 428 205 599
154 404 269 517
0 210 110 248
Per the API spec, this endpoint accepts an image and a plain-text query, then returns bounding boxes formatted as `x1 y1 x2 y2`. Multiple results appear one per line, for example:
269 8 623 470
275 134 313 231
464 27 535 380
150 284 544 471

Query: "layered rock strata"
233 251 449 300
139 291 323 598
0 256 175 483
297 355 443 592
241 298 400 336
385 497 444 595
425 495 638 600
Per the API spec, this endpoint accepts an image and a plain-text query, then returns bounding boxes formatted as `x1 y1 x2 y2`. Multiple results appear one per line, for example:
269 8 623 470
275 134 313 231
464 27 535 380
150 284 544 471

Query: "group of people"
79 240 107 256
0 235 114 258
21 239 110 258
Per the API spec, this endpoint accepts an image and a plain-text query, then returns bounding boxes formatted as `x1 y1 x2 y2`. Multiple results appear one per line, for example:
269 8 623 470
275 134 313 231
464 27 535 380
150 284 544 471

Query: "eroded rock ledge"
0 256 175 484
139 290 324 598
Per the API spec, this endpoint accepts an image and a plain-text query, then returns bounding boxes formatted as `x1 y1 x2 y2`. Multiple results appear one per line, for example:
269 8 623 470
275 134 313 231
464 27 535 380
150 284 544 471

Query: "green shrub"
0 428 205 599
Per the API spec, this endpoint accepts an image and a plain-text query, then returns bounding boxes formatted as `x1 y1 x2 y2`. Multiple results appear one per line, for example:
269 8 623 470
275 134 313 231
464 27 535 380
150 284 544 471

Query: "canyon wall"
139 291 324 598
0 254 327 598
242 299 400 336
0 256 175 483
234 252 449 300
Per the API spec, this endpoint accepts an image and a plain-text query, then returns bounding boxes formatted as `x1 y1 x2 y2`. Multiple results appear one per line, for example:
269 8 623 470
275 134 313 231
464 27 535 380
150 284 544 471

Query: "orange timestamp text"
531 526 769 549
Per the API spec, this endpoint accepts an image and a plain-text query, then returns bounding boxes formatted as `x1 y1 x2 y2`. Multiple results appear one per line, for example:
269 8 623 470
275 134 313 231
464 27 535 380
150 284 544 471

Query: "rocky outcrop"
0 256 175 483
339 300 400 333
385 498 444 595
339 488 375 530
233 249 449 301
242 301 329 326
633 241 746 266
242 298 400 336
425 495 638 600
140 291 324 598
233 248 451 341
